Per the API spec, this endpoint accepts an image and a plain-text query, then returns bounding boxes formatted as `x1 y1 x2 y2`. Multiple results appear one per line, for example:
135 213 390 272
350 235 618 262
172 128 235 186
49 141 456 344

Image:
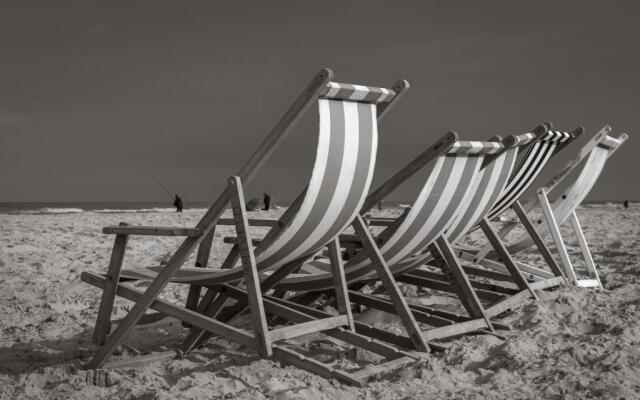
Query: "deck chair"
414 125 587 317
470 126 628 288
81 69 427 386
260 133 533 346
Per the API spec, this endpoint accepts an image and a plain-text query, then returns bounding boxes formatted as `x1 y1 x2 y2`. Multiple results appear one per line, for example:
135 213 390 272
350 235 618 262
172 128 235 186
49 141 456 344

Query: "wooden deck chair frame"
425 124 587 317
344 130 548 340
258 133 530 347
81 69 428 386
468 125 628 289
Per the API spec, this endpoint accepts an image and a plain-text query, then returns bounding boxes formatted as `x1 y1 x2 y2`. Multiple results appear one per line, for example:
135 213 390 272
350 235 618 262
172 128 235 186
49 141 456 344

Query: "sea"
0 200 635 215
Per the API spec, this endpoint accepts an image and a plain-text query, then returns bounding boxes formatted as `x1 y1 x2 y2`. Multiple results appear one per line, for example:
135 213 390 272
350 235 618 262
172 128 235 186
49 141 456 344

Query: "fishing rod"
149 172 174 200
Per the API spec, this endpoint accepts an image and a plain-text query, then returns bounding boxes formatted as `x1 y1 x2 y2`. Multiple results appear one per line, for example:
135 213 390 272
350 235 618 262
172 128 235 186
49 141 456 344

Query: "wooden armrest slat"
103 225 202 237
217 218 280 227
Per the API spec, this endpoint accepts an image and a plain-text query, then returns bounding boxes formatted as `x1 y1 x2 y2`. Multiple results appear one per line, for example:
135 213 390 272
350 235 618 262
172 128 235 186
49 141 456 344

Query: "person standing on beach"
624 200 629 209
263 193 271 211
173 194 183 213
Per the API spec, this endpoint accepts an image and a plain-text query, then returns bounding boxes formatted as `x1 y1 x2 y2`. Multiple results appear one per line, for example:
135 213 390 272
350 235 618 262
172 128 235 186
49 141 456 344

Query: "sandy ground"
0 204 639 399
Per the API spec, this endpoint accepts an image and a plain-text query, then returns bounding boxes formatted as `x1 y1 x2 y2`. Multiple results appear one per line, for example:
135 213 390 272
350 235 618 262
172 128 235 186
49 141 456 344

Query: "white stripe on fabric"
349 84 369 101
275 101 361 266
451 153 506 242
385 156 469 266
255 100 332 263
325 82 341 98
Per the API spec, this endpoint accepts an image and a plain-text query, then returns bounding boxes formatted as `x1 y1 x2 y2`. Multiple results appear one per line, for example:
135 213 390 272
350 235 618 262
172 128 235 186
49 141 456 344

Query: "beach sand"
1 204 639 399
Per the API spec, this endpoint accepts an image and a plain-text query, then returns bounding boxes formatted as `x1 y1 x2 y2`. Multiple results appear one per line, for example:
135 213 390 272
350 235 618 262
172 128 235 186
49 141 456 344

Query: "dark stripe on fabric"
489 142 546 216
257 100 346 268
446 153 500 239
384 155 482 262
489 141 556 218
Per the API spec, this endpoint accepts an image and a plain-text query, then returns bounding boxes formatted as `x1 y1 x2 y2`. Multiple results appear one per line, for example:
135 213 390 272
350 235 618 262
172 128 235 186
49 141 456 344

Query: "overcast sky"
0 0 637 203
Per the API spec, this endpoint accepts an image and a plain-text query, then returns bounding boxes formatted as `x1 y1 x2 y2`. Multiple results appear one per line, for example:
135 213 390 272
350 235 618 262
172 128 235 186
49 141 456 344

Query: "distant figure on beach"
263 193 271 211
173 194 183 213
378 201 383 211
624 200 629 209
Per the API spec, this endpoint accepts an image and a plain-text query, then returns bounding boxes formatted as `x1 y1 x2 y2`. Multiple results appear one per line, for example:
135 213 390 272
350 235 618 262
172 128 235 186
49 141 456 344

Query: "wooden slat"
529 276 565 290
352 215 430 351
397 274 506 302
537 188 578 285
479 218 538 300
81 272 258 349
485 289 531 318
229 176 271 357
512 201 566 279
408 269 519 294
102 225 202 237
328 237 355 331
93 232 128 345
185 227 216 318
217 218 280 227
422 318 489 341
268 316 348 342
569 211 602 288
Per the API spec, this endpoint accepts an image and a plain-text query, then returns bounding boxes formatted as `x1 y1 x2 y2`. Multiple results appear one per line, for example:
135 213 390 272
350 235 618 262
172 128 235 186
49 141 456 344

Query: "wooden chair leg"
479 218 538 300
537 188 579 285
568 211 602 288
185 228 216 312
228 176 271 357
93 231 129 345
352 215 430 352
328 237 355 331
512 201 566 280
430 236 493 330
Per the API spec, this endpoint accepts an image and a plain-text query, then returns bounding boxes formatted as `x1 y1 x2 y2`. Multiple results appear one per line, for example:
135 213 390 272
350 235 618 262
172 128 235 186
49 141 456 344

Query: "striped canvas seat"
120 81 395 284
272 139 520 292
506 132 627 255
487 129 575 220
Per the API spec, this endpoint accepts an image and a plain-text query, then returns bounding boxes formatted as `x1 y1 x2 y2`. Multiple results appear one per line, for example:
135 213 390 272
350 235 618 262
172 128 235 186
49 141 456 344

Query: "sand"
0 204 639 399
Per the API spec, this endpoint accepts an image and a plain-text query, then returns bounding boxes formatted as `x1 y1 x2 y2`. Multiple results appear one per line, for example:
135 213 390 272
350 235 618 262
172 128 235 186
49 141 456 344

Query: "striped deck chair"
262 134 530 347
451 125 586 299
494 126 628 288
81 69 425 386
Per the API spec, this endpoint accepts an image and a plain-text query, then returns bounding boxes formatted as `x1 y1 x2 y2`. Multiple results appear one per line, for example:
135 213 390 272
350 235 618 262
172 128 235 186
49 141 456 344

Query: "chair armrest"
217 218 281 227
102 225 202 237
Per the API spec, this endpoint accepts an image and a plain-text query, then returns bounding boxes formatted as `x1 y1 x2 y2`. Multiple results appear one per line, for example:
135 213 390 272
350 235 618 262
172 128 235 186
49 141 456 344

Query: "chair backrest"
277 138 517 291
506 130 628 254
487 127 580 220
254 85 392 269
178 81 399 286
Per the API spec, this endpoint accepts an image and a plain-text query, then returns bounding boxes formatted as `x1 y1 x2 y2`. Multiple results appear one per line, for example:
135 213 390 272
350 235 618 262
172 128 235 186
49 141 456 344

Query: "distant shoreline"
0 200 637 215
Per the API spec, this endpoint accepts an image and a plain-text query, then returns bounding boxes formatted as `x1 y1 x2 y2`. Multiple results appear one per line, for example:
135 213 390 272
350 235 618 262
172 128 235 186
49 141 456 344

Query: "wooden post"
86 68 332 369
328 238 355 331
352 216 429 352
431 237 493 330
568 211 602 288
228 176 271 357
512 201 566 280
478 218 538 300
184 227 216 327
93 229 128 345
537 188 578 285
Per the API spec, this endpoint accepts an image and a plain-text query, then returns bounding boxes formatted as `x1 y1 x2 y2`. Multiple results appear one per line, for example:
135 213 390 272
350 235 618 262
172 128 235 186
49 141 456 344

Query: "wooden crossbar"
102 226 202 237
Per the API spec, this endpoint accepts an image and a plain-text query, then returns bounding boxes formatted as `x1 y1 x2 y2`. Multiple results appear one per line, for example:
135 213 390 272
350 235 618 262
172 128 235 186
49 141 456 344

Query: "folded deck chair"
480 126 628 287
258 133 533 346
410 124 586 317
81 69 426 386
470 126 628 288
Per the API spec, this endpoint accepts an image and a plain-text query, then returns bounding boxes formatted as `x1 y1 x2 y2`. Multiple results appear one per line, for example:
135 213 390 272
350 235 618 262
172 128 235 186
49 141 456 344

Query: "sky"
0 0 638 203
